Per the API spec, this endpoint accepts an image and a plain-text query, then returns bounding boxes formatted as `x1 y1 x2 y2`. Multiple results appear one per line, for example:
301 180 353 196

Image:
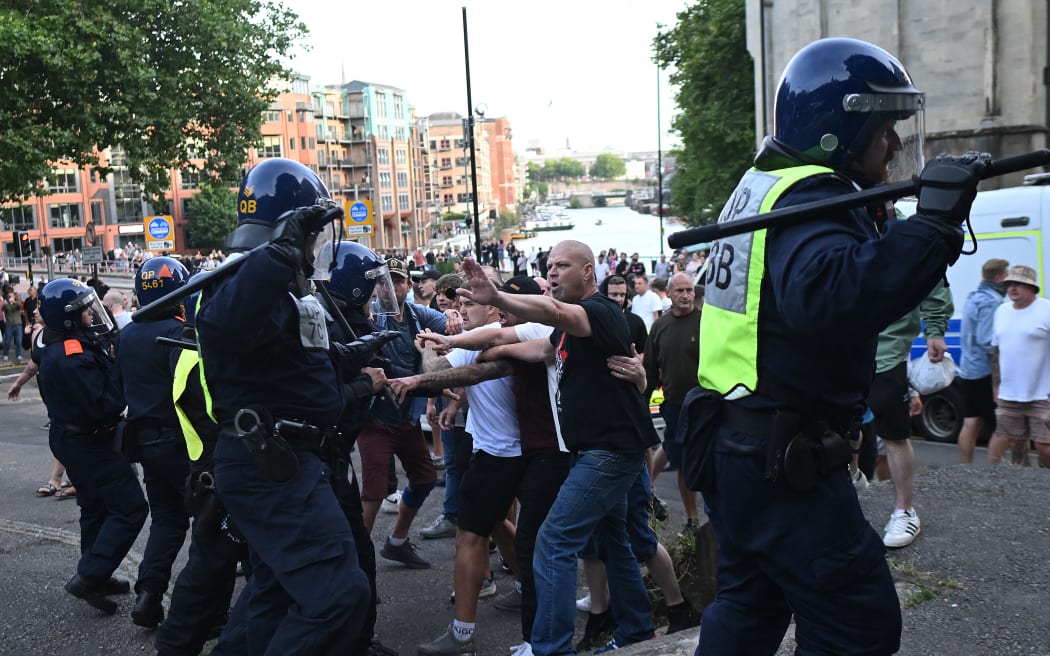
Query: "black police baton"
132 205 345 323
666 149 1050 249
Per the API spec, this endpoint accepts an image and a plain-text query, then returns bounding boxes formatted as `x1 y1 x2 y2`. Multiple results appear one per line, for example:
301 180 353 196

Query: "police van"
899 174 1050 442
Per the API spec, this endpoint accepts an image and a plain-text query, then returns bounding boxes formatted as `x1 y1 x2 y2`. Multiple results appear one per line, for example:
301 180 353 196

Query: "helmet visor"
367 264 400 316
845 91 926 184
67 292 115 334
308 216 345 282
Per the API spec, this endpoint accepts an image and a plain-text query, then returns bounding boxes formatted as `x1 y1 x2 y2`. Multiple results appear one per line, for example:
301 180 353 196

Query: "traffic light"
14 231 29 257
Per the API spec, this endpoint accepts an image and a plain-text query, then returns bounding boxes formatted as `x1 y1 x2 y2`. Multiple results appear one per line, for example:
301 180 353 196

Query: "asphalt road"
0 371 980 656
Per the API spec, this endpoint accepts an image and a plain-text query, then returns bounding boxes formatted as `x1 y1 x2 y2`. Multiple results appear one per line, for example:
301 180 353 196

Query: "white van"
898 175 1050 442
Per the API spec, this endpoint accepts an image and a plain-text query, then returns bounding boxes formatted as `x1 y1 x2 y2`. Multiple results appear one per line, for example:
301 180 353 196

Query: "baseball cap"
386 258 409 279
500 275 542 295
1003 265 1039 292
411 269 441 282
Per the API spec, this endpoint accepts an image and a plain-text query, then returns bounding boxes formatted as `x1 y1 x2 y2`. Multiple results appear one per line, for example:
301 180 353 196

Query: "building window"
378 148 390 165
90 201 104 226
441 176 453 187
440 158 452 169
380 172 392 189
181 198 194 220
301 137 307 150
318 150 326 165
376 92 387 117
443 194 453 205
332 173 341 189
180 169 203 190
397 172 408 187
396 149 407 165
287 111 293 122
430 140 437 150
258 136 282 158
393 95 403 119
115 198 144 224
0 205 35 231
377 124 389 140
309 137 316 148
399 193 410 211
49 168 79 194
264 110 281 122
49 203 83 228
289 137 296 151
381 195 393 212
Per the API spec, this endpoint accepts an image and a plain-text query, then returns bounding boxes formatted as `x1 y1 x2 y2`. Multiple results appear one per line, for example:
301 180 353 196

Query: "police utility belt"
722 403 856 491
229 407 337 483
679 387 856 493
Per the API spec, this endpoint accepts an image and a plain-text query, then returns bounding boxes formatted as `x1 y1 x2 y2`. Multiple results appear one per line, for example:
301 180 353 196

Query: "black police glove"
269 206 329 267
915 151 990 221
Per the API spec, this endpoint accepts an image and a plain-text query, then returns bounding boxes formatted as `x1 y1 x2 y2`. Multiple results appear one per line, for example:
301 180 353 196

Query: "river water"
506 206 687 261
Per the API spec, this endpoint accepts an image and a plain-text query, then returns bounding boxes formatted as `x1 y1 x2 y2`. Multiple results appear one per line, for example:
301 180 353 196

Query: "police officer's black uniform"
117 257 193 628
195 158 370 655
35 279 148 615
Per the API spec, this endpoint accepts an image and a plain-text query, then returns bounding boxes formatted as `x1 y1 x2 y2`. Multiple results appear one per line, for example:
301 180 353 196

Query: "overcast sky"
284 0 691 154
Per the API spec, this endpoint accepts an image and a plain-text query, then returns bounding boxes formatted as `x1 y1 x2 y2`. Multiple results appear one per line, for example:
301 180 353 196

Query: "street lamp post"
657 62 665 255
462 7 482 255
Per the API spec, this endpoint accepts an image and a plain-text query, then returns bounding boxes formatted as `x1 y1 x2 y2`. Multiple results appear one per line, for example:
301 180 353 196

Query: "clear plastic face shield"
367 264 400 316
308 203 344 282
68 291 115 334
843 91 926 184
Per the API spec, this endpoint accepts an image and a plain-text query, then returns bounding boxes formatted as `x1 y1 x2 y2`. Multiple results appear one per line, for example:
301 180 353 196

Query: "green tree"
185 182 237 248
654 0 755 226
590 153 627 180
0 0 307 204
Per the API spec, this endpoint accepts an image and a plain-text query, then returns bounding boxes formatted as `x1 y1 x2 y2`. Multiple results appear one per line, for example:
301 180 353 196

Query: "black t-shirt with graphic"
551 293 660 453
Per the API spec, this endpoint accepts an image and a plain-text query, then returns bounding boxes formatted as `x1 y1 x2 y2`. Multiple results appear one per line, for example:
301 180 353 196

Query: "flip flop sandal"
55 487 77 499
37 482 58 496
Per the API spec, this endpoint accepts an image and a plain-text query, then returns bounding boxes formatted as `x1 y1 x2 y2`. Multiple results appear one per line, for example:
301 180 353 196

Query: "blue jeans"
3 324 22 360
531 449 653 656
440 426 460 523
695 426 901 656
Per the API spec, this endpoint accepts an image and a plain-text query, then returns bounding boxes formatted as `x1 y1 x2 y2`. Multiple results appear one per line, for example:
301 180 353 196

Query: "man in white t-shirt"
630 275 662 332
989 265 1050 467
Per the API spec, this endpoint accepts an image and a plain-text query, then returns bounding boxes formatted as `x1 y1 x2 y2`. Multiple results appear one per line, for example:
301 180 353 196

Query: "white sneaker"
382 491 401 514
508 642 533 656
883 509 921 548
576 592 591 612
851 469 869 491
479 576 497 598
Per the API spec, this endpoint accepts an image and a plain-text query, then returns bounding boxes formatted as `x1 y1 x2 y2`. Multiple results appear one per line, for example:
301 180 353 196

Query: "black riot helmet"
39 278 115 335
228 158 337 252
772 37 926 183
321 242 399 316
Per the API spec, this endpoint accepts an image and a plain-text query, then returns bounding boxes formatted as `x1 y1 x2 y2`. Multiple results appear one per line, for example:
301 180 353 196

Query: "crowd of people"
7 35 1050 656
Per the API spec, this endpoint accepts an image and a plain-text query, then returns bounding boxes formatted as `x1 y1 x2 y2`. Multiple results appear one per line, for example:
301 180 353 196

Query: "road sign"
81 245 104 265
144 215 175 251
84 221 97 246
344 200 374 236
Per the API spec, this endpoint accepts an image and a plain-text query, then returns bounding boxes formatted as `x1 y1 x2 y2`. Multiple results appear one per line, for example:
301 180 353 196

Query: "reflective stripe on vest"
173 349 205 461
697 165 833 398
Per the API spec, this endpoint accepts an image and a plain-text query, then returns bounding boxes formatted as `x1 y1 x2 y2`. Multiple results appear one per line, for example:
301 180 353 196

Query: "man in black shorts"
957 258 1008 463
866 278 953 549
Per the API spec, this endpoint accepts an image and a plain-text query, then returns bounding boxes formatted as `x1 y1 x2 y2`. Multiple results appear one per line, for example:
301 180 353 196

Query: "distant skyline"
284 0 690 155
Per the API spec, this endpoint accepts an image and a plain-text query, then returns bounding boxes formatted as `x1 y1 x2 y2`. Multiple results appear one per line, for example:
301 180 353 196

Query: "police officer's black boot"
65 575 118 615
103 575 132 596
132 590 165 629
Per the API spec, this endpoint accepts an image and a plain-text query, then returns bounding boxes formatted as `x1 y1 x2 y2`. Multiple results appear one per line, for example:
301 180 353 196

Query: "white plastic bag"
907 352 956 395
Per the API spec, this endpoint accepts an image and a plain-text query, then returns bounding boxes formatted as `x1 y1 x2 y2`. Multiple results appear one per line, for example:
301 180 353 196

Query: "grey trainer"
380 537 431 569
417 625 477 656
420 514 458 539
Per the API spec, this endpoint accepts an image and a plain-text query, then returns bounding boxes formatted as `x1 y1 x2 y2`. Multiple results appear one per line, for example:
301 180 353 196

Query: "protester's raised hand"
457 257 498 305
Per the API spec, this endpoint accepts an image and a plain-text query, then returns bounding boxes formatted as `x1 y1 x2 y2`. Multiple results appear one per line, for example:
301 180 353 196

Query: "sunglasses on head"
443 287 460 300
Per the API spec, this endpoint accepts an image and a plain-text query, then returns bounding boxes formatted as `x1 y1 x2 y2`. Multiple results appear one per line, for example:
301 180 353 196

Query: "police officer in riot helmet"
117 256 192 629
690 38 987 655
315 241 400 655
35 278 148 615
195 158 370 654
